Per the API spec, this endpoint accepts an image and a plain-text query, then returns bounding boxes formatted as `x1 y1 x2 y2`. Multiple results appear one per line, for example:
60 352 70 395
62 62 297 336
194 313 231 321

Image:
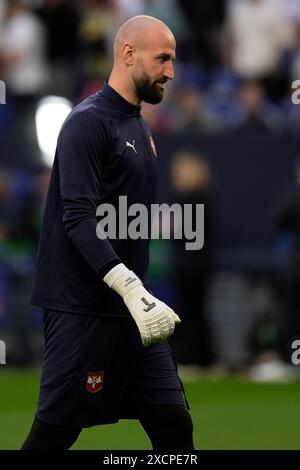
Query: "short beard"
134 76 164 104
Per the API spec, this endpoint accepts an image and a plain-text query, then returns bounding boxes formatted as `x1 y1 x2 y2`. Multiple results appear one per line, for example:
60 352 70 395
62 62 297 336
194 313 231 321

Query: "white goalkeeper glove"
103 263 181 347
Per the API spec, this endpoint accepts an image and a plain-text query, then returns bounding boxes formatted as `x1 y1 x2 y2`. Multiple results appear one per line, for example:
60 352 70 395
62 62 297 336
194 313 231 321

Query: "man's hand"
103 263 181 347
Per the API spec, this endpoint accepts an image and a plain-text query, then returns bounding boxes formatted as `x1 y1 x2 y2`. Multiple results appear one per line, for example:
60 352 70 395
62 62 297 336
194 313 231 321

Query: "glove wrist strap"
103 263 142 297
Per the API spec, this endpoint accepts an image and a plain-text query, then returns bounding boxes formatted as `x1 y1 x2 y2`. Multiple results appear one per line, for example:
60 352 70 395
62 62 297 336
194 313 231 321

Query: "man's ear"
123 43 135 66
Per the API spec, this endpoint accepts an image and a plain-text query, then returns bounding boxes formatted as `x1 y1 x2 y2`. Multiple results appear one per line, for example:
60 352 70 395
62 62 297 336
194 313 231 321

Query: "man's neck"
108 71 140 106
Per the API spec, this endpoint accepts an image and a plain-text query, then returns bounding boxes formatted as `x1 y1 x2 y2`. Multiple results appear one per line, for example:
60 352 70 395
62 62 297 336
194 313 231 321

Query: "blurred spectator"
0 0 49 97
0 0 6 29
275 0 300 27
291 23 300 82
236 79 283 132
165 64 228 134
224 0 295 101
178 0 225 69
114 0 144 22
76 0 116 92
171 84 221 134
0 0 49 162
169 151 215 367
204 67 242 131
35 0 80 98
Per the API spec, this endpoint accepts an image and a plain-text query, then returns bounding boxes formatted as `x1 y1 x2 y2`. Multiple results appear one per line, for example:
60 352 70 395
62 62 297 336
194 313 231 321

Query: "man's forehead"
144 34 176 57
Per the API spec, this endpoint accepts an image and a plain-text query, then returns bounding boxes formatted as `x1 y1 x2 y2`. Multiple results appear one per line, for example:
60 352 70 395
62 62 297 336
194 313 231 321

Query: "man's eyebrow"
156 53 176 61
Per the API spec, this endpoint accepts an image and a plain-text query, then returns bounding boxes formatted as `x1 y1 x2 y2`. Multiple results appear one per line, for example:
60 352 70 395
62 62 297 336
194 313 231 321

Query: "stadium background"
1 0 300 449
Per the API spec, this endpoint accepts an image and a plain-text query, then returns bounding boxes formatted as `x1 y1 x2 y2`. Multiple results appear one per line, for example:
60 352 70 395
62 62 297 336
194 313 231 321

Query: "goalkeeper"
21 15 194 450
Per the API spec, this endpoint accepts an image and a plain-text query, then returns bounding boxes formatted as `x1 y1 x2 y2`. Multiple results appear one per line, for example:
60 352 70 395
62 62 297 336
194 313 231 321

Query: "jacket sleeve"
58 110 120 276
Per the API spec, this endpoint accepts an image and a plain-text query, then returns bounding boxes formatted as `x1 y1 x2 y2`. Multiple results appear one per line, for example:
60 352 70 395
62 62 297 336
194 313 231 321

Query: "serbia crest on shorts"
86 371 104 393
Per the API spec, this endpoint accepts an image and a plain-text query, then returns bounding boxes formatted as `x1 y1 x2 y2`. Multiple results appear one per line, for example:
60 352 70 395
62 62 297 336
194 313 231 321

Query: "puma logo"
126 140 137 154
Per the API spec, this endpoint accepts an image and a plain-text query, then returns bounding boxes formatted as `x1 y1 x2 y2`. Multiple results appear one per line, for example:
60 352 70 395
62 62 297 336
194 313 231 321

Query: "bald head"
109 15 176 105
114 15 174 57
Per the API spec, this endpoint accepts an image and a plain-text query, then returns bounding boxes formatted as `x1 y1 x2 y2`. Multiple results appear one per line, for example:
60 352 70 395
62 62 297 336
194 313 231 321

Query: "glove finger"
163 306 181 324
162 309 176 332
139 328 152 347
142 336 151 347
166 309 181 324
151 322 173 343
162 315 176 340
151 335 165 345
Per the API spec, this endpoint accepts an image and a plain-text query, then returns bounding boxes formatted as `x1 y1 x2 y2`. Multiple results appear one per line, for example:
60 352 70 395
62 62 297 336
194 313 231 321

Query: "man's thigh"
36 310 143 427
120 341 188 416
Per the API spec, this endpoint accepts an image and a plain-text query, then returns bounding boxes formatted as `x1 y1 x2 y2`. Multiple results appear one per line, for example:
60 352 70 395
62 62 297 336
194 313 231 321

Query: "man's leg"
21 417 82 450
138 405 194 451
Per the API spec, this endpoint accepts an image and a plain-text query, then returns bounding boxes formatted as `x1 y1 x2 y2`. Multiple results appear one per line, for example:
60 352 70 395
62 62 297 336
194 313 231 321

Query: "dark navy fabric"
35 310 186 427
31 82 158 316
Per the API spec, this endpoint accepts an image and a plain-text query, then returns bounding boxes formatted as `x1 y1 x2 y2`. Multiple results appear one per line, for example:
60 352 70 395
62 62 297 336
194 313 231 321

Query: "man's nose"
164 62 174 80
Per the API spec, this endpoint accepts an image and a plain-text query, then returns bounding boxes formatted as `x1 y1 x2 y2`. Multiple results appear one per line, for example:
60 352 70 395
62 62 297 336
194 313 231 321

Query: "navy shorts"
35 310 188 428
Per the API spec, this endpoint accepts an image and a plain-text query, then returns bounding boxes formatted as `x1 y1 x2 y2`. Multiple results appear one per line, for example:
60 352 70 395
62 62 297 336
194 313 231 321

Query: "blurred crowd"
1 0 300 378
1 0 300 133
0 167 50 364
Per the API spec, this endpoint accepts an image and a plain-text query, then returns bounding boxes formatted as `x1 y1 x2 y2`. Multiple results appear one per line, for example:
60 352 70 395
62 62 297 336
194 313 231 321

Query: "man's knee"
139 405 194 450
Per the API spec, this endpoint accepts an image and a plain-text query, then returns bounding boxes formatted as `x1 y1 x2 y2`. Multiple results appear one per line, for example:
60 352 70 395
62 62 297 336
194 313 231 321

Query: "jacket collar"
99 81 141 116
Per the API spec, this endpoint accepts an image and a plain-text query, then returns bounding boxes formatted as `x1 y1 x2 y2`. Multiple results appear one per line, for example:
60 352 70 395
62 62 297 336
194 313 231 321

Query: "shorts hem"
35 411 120 428
35 399 187 428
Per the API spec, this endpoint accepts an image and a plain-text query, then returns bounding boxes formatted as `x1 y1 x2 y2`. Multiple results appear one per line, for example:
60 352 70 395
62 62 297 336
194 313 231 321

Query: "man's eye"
158 57 166 63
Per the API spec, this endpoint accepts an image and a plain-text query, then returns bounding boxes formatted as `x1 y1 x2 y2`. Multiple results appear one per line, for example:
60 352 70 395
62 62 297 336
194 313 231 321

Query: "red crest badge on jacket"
86 371 104 393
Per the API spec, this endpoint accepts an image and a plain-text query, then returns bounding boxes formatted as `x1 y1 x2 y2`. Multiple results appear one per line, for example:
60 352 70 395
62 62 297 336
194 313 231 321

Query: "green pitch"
0 368 300 450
